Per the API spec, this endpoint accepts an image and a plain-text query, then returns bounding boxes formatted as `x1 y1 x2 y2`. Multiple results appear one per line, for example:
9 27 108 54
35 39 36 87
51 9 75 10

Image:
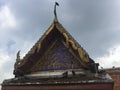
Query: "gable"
30 38 82 73
14 21 92 77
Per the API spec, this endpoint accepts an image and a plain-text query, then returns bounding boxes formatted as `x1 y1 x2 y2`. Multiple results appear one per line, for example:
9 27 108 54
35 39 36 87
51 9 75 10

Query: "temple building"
2 2 114 90
104 67 120 90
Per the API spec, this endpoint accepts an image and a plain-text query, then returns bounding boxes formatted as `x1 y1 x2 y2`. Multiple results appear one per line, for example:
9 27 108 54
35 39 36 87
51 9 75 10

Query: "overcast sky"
0 0 120 85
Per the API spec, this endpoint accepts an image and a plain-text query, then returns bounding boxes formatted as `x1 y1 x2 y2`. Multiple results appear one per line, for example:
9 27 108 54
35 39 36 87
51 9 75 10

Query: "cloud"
0 0 5 8
97 45 120 68
0 5 16 28
0 49 14 84
59 0 120 59
0 11 17 82
0 5 17 50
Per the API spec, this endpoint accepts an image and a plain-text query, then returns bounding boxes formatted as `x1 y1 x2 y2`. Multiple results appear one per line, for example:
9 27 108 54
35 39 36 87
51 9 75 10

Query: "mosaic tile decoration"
32 40 81 71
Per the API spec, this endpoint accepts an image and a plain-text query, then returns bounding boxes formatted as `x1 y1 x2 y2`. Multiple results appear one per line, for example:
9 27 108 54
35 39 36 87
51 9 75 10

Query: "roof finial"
16 50 21 62
54 2 59 22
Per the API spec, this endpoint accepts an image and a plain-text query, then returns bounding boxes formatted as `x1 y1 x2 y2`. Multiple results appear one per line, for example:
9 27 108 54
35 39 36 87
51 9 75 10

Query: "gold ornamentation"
14 50 21 69
69 40 77 50
16 50 20 62
63 33 69 46
45 25 54 35
37 43 41 52
78 48 89 63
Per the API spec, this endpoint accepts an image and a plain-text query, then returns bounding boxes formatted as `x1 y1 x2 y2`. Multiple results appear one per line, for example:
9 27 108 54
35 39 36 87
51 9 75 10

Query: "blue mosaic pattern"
40 40 81 71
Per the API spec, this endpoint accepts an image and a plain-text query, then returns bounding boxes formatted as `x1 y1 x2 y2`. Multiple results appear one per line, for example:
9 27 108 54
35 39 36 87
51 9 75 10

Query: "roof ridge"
56 22 89 57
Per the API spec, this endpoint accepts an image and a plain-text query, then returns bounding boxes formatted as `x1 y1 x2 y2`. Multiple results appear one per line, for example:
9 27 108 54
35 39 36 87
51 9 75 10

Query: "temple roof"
3 72 113 86
14 17 94 76
2 3 114 88
104 67 120 75
13 3 96 77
